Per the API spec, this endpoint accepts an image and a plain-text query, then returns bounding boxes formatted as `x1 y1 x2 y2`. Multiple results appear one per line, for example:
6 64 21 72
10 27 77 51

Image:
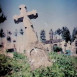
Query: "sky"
0 0 77 40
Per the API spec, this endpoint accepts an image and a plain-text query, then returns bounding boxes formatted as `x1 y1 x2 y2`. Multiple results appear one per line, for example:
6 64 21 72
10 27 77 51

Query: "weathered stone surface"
13 4 52 70
27 47 51 70
24 42 52 70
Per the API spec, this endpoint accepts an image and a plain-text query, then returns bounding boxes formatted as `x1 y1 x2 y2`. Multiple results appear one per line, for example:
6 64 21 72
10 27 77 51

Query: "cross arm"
13 14 23 24
27 10 38 19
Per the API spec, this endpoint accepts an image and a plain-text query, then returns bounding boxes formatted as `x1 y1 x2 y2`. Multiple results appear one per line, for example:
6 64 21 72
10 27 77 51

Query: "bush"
31 52 77 77
8 52 31 77
13 52 25 59
0 54 12 76
0 52 77 77
53 46 62 52
49 52 77 77
0 53 31 77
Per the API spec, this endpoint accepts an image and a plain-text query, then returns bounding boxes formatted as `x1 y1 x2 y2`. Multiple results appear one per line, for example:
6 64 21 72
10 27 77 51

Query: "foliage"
71 57 77 69
32 52 77 77
40 30 46 43
0 53 31 77
0 54 12 76
55 27 71 42
13 52 25 59
61 27 71 42
55 28 62 36
0 52 77 77
72 27 77 41
0 28 5 38
8 52 31 77
0 6 6 23
49 52 77 77
53 46 62 52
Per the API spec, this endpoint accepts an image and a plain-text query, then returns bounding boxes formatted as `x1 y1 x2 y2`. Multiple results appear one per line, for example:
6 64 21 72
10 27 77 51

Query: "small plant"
13 52 25 59
49 52 77 77
53 46 62 52
31 52 77 77
0 51 77 77
0 54 12 76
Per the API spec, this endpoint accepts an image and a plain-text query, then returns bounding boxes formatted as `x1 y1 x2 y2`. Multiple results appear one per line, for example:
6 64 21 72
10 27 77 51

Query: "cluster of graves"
0 5 77 57
44 34 77 56
0 4 77 69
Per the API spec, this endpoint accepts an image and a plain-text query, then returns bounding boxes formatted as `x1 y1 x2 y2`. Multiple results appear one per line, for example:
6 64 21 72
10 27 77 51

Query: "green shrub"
0 54 12 76
9 52 31 77
31 52 77 77
49 52 77 77
13 52 25 59
53 46 62 52
0 52 77 77
0 53 31 77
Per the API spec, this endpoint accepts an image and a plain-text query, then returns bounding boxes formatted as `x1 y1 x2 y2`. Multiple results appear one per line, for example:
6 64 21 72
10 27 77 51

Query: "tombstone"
66 41 71 50
71 42 75 55
65 41 71 55
13 5 51 69
71 35 77 56
29 48 51 70
60 40 66 53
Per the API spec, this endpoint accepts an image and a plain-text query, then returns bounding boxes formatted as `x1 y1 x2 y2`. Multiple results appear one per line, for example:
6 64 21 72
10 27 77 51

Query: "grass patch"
0 52 77 77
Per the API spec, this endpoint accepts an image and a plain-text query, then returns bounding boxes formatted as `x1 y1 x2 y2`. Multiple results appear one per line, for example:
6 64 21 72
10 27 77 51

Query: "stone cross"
13 4 38 51
13 5 51 69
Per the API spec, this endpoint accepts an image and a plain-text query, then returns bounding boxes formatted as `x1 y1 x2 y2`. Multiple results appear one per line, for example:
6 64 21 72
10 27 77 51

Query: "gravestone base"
25 42 52 70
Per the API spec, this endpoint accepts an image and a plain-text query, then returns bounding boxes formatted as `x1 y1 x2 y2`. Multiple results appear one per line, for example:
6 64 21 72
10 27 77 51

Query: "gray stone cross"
13 4 38 51
13 4 38 27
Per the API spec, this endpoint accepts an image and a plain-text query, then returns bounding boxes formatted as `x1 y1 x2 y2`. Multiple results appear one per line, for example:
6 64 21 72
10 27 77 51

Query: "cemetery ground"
0 51 77 77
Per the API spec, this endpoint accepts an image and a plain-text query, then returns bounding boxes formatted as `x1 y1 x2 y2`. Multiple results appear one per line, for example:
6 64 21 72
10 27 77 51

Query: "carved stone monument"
13 4 51 70
13 5 38 51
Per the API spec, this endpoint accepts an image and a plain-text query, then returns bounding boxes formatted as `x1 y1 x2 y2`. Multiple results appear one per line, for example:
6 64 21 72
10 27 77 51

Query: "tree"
53 46 62 52
0 6 6 23
0 29 5 43
40 30 46 43
0 6 6 44
55 28 62 39
61 27 71 42
0 6 6 50
72 27 77 42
